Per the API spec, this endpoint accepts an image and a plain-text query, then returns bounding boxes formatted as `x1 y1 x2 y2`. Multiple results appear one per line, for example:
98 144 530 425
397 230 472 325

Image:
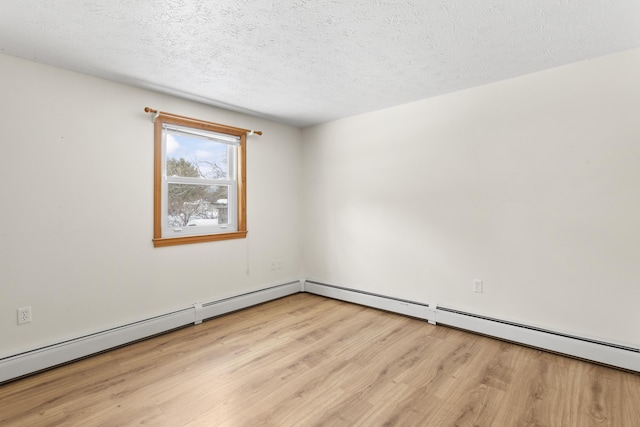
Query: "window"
152 112 248 247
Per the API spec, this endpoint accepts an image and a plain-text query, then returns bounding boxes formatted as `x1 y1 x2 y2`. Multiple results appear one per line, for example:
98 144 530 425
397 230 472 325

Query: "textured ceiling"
1 1 639 127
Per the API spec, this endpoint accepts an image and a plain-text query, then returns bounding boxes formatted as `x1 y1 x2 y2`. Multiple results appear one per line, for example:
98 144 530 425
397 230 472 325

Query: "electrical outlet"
473 279 483 294
17 306 32 325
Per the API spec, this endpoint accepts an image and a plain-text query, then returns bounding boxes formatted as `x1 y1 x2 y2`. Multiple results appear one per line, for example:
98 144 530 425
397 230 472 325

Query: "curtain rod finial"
144 107 160 123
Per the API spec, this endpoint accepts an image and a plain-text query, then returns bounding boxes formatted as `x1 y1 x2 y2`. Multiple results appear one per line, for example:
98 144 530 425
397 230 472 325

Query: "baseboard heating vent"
194 281 302 324
303 280 639 372
436 306 640 372
0 307 194 384
304 280 433 322
438 307 639 352
0 280 303 384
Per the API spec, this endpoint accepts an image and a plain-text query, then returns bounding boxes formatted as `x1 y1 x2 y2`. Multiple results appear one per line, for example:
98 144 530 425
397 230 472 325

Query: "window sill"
153 231 248 247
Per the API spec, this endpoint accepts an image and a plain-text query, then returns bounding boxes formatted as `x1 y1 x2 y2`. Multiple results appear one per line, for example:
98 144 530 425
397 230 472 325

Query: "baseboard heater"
303 280 640 372
193 281 302 323
0 281 302 384
2 279 637 383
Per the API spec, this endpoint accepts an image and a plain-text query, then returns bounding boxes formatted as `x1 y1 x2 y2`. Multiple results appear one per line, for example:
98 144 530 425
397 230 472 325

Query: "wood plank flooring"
1 293 638 426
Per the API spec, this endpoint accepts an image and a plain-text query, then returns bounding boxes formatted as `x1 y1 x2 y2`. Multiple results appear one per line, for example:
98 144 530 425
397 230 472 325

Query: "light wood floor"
1 293 638 426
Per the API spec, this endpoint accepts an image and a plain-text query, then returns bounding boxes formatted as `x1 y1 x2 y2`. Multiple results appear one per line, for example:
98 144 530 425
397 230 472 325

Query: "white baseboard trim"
0 308 194 384
3 278 636 383
0 281 302 384
195 281 303 323
303 281 434 322
436 307 640 372
303 280 640 372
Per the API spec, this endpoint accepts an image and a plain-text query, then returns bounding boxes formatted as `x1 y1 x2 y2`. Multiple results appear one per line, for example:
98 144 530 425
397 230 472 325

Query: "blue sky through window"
166 133 229 179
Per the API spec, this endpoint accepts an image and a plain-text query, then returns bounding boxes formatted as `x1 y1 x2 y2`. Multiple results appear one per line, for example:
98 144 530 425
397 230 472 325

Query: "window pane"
167 184 229 228
165 133 230 179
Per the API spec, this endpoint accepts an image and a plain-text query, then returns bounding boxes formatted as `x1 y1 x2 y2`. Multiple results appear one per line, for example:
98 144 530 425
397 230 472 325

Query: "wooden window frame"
152 113 247 247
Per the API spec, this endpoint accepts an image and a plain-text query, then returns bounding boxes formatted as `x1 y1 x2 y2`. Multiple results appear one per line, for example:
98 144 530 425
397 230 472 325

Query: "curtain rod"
144 107 262 136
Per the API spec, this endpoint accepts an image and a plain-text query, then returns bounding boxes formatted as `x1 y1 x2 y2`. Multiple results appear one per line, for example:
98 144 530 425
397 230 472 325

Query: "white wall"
3 47 639 362
302 48 640 347
0 53 302 358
